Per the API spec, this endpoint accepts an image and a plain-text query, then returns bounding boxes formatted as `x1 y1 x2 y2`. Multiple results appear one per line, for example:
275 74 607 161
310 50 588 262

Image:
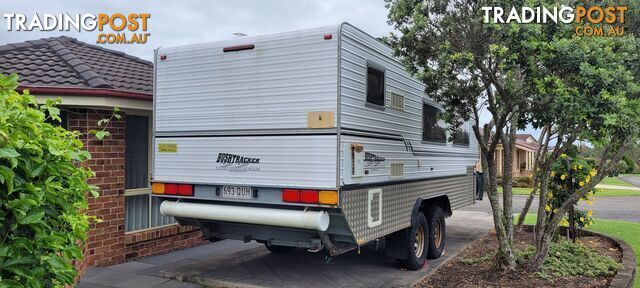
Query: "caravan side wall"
336 24 478 244
338 24 479 185
153 26 340 189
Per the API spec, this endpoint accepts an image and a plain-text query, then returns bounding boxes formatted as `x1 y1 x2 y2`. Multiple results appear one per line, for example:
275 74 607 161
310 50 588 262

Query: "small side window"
422 103 446 143
389 92 405 110
452 126 470 146
366 66 385 107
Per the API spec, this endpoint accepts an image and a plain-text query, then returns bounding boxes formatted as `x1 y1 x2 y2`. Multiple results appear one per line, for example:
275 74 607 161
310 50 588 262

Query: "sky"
0 0 539 138
0 0 392 61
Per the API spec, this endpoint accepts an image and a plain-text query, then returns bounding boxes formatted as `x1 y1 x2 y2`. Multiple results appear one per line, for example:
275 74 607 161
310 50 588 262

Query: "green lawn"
498 186 640 197
600 176 635 187
518 216 640 288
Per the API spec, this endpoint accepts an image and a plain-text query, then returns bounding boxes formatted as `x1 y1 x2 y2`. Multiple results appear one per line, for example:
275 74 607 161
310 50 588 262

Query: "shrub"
0 74 97 286
622 156 635 174
516 241 622 278
546 154 597 230
514 176 533 188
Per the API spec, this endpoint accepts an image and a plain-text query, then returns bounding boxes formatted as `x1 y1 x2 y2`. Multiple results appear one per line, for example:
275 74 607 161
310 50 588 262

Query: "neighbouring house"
0 36 204 277
495 134 540 178
475 132 540 178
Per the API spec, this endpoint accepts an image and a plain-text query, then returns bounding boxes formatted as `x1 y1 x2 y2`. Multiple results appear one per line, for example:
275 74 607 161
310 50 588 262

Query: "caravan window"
453 125 470 146
422 103 446 143
366 66 385 107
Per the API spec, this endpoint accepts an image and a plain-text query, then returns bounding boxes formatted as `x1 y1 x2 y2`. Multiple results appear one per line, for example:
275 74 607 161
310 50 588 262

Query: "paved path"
462 194 640 222
620 174 640 187
79 210 493 288
596 184 640 191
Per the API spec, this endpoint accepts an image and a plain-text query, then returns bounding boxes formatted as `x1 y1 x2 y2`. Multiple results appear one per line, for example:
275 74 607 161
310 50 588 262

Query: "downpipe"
160 201 330 231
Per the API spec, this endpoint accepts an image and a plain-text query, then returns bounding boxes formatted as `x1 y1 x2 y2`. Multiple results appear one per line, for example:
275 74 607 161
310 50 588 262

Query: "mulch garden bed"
416 229 622 288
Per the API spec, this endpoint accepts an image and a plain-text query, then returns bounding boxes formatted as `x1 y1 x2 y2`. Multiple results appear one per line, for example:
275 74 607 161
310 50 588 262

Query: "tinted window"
452 128 470 146
422 104 446 143
125 115 149 189
366 66 385 106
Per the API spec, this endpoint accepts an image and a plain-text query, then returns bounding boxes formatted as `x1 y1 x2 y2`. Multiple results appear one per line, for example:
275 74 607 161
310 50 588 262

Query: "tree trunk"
568 205 576 243
516 126 548 230
515 186 537 229
485 153 517 270
481 152 489 200
501 128 516 246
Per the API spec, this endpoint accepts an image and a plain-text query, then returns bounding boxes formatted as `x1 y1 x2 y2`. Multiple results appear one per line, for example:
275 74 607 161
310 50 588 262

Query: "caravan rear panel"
154 26 340 188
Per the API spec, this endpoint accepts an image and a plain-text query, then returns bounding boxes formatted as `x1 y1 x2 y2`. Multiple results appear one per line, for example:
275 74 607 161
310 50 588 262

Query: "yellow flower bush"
547 153 597 231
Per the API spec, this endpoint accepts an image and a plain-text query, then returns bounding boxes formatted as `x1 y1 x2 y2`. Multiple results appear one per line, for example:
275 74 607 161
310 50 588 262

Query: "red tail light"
178 184 193 196
300 190 319 203
324 34 332 40
282 189 321 204
282 189 300 202
165 184 178 195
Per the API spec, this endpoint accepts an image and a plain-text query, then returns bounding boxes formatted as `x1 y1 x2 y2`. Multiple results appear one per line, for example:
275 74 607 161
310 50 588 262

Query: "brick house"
0 36 204 276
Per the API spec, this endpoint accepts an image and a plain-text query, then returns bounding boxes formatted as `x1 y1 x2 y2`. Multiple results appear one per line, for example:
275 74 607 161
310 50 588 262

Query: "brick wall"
68 108 205 278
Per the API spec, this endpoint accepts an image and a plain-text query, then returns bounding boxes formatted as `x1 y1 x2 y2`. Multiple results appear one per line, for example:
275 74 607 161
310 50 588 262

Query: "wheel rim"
414 224 425 258
434 219 442 248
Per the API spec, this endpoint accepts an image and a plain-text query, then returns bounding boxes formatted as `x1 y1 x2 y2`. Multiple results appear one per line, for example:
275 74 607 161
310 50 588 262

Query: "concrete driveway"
78 210 493 288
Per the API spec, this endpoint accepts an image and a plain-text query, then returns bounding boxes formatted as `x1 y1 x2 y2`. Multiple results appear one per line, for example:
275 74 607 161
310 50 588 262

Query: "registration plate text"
222 186 253 199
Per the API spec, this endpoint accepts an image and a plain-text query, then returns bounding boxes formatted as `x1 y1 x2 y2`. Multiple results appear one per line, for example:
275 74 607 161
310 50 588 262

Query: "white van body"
152 23 478 260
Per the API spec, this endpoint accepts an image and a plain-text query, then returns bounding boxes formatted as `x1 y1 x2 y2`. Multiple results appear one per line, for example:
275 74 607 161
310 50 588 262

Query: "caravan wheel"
425 206 446 259
398 211 428 270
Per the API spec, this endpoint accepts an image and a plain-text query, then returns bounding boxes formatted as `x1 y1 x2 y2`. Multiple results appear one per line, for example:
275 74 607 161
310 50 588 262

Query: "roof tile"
0 36 152 95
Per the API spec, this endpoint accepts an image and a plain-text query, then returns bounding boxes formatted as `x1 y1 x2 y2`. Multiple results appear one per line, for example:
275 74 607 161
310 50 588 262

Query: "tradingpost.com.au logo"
482 5 628 37
2 13 151 44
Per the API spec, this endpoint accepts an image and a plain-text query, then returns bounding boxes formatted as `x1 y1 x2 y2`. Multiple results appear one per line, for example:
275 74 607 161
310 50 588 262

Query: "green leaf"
0 279 25 288
18 209 44 225
0 165 14 194
94 130 109 140
0 147 20 159
5 266 34 279
47 106 60 122
46 256 68 271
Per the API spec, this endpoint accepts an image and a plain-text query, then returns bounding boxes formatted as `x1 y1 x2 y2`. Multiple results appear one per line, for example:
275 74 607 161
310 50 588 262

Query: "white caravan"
152 23 479 270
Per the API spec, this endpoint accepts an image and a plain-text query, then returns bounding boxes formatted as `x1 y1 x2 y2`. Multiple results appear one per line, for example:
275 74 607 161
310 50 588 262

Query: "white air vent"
367 188 382 228
390 163 404 177
389 92 405 110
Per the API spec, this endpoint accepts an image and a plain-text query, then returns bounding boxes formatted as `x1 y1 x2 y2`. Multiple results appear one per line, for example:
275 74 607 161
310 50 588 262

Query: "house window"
422 103 446 143
46 110 69 130
366 65 385 107
453 125 470 146
124 114 176 232
125 115 149 189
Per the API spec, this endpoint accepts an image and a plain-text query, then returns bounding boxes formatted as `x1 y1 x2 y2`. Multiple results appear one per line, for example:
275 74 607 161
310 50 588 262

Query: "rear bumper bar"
160 201 330 231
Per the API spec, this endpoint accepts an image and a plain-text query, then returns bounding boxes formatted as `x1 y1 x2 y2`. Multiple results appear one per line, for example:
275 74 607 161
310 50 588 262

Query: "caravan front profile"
151 23 479 270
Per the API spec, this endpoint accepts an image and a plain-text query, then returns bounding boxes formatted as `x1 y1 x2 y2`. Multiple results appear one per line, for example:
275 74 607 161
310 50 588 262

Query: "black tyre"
398 211 428 270
264 243 296 254
425 206 446 259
